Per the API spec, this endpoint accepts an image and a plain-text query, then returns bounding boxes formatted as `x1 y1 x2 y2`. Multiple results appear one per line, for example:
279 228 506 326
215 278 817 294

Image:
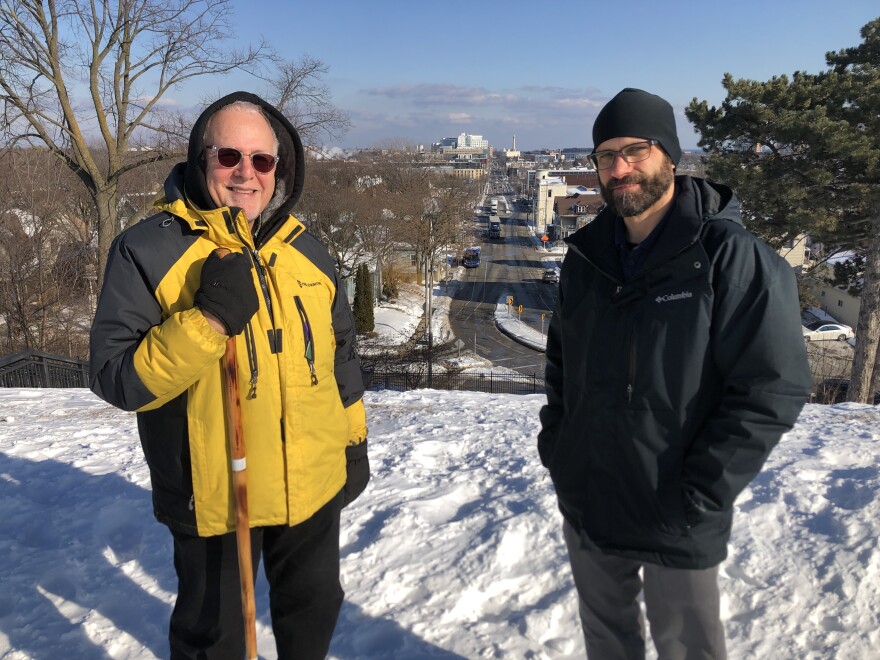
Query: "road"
448 203 559 379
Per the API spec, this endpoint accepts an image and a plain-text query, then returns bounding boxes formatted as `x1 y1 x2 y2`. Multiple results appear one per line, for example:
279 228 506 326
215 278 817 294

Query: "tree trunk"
848 213 880 402
94 183 120 292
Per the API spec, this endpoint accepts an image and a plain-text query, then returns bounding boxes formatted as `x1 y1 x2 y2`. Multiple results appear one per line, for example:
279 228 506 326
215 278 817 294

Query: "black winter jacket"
538 176 812 569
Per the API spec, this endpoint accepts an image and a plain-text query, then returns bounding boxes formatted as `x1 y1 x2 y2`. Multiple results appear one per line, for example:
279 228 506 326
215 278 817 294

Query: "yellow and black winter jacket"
89 92 367 537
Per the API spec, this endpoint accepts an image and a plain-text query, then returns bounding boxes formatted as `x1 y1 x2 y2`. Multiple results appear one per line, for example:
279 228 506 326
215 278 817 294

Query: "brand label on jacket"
655 291 693 304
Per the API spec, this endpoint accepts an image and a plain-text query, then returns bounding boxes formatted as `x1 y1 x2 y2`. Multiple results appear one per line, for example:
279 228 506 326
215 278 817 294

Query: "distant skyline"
174 1 878 152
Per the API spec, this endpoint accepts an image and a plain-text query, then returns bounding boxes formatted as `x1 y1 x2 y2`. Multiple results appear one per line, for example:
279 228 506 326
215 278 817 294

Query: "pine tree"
686 17 880 403
353 264 375 334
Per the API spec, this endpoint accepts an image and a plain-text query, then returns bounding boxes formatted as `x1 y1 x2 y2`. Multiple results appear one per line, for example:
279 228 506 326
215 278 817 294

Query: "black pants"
169 493 344 660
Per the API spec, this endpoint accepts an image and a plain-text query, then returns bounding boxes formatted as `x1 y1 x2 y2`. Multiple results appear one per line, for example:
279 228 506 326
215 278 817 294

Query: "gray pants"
563 520 726 660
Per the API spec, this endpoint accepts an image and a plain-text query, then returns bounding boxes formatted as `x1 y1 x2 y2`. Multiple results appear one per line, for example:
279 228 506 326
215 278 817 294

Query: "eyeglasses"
205 145 279 174
590 140 658 170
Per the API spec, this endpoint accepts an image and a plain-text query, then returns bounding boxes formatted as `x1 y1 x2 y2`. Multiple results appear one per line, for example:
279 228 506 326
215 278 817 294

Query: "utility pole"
425 213 434 388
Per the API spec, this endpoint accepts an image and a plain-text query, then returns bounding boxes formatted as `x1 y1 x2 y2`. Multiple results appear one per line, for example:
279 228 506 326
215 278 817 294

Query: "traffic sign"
541 235 549 242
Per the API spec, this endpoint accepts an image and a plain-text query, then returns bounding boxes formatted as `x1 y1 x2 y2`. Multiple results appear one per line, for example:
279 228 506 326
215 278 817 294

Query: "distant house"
807 259 861 329
777 234 812 273
813 282 860 329
552 193 604 239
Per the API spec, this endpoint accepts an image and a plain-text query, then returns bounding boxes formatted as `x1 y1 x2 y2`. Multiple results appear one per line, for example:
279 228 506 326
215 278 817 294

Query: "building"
540 167 599 189
777 234 811 272
456 133 487 150
552 193 604 239
812 281 860 329
432 133 490 159
533 174 568 232
807 257 861 329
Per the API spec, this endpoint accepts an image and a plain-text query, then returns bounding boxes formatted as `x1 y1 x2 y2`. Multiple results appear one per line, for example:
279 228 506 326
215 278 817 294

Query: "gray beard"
600 167 673 218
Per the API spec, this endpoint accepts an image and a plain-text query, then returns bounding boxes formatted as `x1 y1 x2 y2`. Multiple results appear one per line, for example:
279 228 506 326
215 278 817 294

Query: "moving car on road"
542 268 559 284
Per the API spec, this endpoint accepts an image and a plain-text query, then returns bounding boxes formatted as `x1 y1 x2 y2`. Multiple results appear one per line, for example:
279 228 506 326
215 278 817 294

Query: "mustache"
607 175 643 189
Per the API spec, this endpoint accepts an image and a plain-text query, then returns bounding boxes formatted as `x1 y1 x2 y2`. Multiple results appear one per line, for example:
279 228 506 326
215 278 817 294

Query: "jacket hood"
679 176 741 227
182 91 306 238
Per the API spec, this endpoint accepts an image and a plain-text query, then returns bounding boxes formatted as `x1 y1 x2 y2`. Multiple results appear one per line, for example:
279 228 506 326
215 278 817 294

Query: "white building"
534 174 568 233
456 133 487 150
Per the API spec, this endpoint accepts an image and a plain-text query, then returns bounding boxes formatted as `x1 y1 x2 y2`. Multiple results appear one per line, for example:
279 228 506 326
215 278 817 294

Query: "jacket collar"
566 176 738 278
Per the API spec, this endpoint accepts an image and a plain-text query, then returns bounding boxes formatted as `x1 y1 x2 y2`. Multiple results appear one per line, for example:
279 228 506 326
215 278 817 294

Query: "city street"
448 196 560 379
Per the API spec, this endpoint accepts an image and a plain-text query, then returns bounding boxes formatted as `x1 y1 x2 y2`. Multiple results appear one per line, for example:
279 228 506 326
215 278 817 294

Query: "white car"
802 323 854 342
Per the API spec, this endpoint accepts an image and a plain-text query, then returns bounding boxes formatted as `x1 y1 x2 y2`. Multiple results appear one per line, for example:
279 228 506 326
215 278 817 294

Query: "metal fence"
363 369 541 395
0 350 90 388
0 352 541 395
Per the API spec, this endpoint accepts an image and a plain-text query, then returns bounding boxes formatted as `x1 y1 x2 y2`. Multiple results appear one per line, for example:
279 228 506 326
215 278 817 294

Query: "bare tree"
296 160 369 279
0 147 91 356
0 0 272 288
269 55 351 147
354 179 395 299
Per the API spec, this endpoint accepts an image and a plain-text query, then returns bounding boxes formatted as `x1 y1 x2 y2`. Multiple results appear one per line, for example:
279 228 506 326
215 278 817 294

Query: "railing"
0 350 90 388
0 353 540 395
363 369 540 395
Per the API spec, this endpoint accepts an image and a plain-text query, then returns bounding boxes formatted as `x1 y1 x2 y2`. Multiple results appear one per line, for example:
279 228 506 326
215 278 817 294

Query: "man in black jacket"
538 88 812 659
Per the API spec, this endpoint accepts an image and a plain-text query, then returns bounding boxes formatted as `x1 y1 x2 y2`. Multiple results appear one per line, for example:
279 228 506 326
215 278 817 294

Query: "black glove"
342 439 370 507
194 250 259 336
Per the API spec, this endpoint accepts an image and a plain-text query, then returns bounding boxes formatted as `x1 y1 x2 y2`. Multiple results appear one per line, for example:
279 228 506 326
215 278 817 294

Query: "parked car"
542 268 559 284
802 323 854 342
813 378 880 405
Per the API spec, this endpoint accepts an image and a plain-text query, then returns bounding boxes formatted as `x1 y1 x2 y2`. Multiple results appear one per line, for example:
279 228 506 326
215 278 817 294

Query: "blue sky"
177 1 878 151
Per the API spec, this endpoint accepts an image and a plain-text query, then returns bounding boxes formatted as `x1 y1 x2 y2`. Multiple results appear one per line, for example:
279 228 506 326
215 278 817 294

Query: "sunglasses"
205 145 279 174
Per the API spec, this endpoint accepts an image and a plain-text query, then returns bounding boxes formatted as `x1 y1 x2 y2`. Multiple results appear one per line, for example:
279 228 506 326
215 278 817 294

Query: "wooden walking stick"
217 250 258 660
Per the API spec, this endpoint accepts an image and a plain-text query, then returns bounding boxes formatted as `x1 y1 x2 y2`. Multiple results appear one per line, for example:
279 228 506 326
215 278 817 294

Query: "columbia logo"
655 291 693 303
298 280 321 287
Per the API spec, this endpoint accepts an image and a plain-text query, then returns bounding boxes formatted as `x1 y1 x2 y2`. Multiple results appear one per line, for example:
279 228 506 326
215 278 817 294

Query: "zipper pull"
294 295 319 386
626 383 633 403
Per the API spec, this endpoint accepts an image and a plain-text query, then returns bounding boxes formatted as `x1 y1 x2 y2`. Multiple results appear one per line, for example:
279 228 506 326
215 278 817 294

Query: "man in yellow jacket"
89 91 369 659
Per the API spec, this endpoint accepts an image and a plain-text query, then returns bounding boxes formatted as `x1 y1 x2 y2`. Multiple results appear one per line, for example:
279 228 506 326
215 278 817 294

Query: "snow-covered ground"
1 390 879 659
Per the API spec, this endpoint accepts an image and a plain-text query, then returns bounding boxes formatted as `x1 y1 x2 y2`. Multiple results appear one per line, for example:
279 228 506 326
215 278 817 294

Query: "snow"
2 391 880 659
2 242 880 658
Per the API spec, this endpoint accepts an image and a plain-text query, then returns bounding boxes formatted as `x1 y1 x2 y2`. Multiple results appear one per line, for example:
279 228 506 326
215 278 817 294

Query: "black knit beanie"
592 88 681 165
